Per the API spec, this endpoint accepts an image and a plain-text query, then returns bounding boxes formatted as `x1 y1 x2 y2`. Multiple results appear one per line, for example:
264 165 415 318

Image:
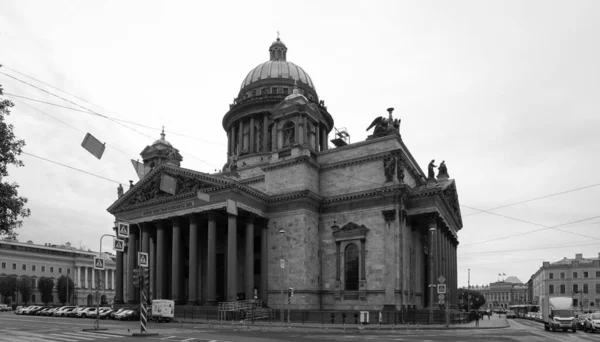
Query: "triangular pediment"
332 222 370 241
441 180 463 228
107 164 232 214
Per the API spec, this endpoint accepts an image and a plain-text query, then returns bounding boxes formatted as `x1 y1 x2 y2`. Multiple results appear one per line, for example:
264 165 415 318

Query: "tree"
0 277 17 304
37 277 54 305
458 287 486 311
17 276 32 305
0 66 31 238
56 275 74 304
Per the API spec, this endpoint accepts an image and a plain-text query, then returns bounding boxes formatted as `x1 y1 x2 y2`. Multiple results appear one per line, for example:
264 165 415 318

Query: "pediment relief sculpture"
125 171 216 207
332 222 369 241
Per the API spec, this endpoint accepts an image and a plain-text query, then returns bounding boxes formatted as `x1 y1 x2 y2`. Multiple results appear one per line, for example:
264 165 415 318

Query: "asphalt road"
2 312 600 342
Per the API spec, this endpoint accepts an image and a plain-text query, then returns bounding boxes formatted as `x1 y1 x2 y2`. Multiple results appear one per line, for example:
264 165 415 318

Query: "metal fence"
175 308 473 325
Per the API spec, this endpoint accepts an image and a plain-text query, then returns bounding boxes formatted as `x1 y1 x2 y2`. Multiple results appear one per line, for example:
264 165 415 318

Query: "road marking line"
60 332 97 340
77 331 122 338
47 334 80 342
12 331 68 342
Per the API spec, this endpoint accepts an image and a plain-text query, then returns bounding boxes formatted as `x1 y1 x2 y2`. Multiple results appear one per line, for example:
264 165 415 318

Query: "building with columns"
476 276 530 310
107 38 463 311
0 238 116 306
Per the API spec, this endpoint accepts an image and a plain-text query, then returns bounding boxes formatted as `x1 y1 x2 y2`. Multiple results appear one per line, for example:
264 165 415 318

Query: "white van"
151 300 174 322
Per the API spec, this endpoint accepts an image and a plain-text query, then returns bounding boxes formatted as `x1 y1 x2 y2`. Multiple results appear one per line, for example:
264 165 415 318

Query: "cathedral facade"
107 38 462 311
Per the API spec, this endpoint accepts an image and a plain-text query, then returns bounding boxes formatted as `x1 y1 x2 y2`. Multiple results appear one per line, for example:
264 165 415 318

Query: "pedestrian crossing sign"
117 222 129 238
437 284 447 294
94 257 105 270
138 252 149 267
113 238 125 252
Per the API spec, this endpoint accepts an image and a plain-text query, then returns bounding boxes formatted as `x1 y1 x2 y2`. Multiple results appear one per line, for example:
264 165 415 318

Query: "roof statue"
366 107 400 138
428 159 437 179
437 160 449 179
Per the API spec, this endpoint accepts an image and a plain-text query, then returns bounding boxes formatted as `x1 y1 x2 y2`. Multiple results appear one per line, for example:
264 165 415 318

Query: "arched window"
282 121 295 147
345 243 359 290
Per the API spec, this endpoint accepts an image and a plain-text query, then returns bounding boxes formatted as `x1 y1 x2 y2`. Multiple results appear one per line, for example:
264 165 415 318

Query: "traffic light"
141 267 149 288
132 268 140 287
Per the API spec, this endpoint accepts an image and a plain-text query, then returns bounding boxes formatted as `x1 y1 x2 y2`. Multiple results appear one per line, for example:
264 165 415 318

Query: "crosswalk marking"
48 334 80 342
77 331 123 338
60 332 98 340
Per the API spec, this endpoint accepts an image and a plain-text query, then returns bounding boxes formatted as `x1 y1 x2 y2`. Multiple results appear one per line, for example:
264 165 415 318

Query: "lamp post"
428 227 436 324
467 269 471 313
278 229 285 324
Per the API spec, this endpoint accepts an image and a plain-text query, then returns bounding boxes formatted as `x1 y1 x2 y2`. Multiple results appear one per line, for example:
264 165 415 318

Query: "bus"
509 304 540 318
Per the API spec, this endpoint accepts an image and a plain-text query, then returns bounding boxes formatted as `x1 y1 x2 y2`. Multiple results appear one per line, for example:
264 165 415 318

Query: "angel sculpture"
366 116 390 134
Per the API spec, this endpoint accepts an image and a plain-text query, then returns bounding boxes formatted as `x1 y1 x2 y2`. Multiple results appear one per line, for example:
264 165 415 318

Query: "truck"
151 299 174 323
541 296 577 332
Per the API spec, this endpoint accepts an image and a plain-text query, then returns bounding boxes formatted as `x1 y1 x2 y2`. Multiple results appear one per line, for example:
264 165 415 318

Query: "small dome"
153 127 172 147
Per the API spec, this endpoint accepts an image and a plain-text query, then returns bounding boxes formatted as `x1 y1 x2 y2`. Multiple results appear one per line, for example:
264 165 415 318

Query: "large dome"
238 37 316 93
240 60 315 90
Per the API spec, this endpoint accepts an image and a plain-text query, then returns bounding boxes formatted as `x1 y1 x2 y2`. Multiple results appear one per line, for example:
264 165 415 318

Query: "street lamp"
428 227 436 324
467 269 471 312
278 229 285 324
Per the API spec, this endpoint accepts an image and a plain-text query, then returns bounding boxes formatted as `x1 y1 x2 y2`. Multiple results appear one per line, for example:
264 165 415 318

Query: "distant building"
0 238 116 306
531 253 600 312
474 276 529 310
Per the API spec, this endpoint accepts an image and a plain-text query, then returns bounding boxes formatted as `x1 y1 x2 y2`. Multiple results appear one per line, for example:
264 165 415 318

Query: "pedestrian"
475 312 480 327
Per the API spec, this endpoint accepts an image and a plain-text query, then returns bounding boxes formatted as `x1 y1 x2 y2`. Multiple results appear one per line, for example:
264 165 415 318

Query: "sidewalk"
83 315 509 336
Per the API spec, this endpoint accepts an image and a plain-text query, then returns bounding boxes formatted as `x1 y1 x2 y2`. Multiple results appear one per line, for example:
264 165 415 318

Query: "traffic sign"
114 239 125 252
94 257 105 270
117 222 129 238
437 275 446 284
138 252 149 267
437 284 447 294
438 294 445 301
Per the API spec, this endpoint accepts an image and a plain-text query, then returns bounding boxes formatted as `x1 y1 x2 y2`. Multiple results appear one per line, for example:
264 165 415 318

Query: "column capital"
245 213 257 224
186 214 198 224
228 213 237 219
206 211 217 221
171 217 182 226
427 212 440 228
382 209 396 222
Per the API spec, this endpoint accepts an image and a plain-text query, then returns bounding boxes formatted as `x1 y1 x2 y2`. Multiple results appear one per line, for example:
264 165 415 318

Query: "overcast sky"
1 0 599 289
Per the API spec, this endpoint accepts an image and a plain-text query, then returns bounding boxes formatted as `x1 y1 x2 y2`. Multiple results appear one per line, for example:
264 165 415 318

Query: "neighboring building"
107 38 463 311
0 238 116 306
476 276 530 310
531 253 600 312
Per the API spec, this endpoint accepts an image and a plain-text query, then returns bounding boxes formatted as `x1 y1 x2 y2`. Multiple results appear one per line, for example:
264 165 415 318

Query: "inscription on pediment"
125 171 215 207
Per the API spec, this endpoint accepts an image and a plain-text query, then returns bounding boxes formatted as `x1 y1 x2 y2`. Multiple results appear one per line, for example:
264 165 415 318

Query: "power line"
460 211 600 247
11 97 136 159
1 71 219 168
21 151 123 185
459 240 600 255
463 183 600 217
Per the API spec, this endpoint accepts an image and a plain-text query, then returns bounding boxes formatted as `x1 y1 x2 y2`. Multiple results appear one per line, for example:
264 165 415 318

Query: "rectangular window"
549 285 554 294
1 262 5 269
596 283 600 294
283 88 289 95
560 284 565 294
549 273 554 279
41 266 46 272
560 272 565 279
59 268 62 273
50 267 54 273
573 272 578 279
597 271 600 278
584 271 589 278
272 87 278 94
22 264 26 271
32 265 36 271
584 284 589 294
573 284 579 293
32 295 35 303
574 298 579 307
12 263 16 270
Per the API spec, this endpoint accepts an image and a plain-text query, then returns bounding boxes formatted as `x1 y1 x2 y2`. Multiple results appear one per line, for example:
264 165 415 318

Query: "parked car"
68 307 87 317
76 307 98 318
505 310 517 319
0 304 10 312
54 306 77 317
14 306 24 314
584 313 600 333
98 308 115 319
576 314 588 330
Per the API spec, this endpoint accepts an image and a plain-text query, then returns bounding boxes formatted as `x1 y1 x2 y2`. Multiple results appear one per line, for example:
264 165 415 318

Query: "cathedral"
107 37 463 311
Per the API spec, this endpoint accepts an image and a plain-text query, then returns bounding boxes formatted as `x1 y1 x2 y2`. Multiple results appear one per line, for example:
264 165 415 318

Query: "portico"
108 165 269 305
